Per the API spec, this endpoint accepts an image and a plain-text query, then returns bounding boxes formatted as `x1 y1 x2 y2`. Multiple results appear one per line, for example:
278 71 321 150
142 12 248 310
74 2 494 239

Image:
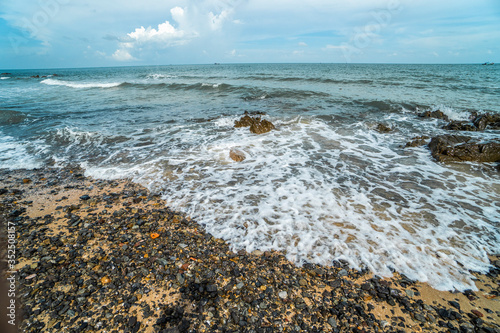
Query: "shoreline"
1 167 499 332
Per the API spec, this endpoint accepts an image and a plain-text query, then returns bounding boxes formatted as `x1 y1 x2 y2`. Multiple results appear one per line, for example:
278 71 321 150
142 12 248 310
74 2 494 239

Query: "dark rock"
443 121 478 131
80 195 91 201
418 110 449 121
448 301 460 311
375 123 393 133
428 135 500 163
404 136 430 148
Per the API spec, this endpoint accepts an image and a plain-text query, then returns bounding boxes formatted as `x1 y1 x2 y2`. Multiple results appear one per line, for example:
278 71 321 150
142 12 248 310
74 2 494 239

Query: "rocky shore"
1 168 499 333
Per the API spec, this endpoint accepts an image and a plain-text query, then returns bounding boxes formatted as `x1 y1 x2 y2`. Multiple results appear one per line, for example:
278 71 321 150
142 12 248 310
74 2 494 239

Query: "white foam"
146 73 177 80
1 77 10 80
41 78 122 89
0 133 43 169
431 105 471 121
80 116 500 291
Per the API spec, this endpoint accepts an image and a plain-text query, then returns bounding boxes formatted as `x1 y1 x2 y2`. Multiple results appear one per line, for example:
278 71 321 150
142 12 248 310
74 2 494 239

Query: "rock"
328 317 337 328
375 123 393 133
428 135 500 163
250 119 275 134
448 300 460 310
338 269 348 277
404 136 430 148
443 113 500 132
234 115 255 128
278 291 288 299
418 110 450 121
234 113 275 134
471 309 483 318
405 289 415 298
80 194 91 200
229 149 246 162
443 121 478 131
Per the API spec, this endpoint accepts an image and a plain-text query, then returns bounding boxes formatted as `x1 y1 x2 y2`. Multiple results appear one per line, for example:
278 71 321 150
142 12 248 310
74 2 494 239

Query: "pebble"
278 291 288 299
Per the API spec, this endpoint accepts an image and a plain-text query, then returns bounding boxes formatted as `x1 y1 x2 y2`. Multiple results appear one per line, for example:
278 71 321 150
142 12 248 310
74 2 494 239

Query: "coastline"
1 167 499 332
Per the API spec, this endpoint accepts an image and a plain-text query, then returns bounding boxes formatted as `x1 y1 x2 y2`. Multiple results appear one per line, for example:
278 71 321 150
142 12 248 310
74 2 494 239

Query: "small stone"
448 300 460 311
278 291 288 299
338 269 348 277
328 317 337 328
405 289 415 298
23 178 32 184
236 282 245 289
206 284 218 292
414 313 426 322
101 276 111 284
299 279 307 286
470 309 483 318
80 194 90 200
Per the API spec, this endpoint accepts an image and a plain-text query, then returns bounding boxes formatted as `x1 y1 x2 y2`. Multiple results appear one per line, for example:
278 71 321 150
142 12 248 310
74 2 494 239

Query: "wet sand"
0 167 499 332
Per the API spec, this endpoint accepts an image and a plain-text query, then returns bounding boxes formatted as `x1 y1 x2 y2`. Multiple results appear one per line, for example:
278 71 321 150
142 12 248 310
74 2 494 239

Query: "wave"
1 77 10 80
41 78 122 89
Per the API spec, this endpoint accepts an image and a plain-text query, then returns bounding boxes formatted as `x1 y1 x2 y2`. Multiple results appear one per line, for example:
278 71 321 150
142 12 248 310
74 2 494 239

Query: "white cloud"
298 42 308 47
209 9 233 30
127 18 187 45
112 49 136 61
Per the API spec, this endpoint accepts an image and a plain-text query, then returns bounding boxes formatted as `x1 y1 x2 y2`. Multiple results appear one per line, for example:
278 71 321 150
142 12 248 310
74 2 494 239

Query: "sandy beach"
1 167 499 332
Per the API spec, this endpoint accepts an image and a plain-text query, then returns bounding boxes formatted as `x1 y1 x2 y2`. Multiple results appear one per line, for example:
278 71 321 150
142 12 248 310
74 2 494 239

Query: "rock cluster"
429 135 500 163
234 113 275 134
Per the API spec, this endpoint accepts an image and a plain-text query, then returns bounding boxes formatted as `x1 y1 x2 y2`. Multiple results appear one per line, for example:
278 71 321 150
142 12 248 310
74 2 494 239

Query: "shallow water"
1 63 499 290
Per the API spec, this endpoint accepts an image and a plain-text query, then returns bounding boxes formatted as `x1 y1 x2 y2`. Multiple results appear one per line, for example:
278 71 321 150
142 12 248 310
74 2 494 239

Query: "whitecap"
41 78 122 89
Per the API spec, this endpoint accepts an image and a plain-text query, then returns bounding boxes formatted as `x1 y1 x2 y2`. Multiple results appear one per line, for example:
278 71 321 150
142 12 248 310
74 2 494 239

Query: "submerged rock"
404 135 430 148
375 123 393 133
229 149 246 162
443 113 500 132
418 110 449 121
428 134 500 163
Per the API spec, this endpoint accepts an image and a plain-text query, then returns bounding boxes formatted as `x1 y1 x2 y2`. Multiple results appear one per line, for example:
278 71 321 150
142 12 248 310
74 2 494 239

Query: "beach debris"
150 232 160 239
229 149 246 162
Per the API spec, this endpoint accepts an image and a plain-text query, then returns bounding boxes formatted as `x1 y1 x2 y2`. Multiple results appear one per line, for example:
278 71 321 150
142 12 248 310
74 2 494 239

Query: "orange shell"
150 233 160 239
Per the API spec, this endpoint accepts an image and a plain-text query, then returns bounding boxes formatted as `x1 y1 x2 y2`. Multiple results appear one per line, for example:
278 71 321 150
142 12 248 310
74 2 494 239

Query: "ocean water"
1 63 499 291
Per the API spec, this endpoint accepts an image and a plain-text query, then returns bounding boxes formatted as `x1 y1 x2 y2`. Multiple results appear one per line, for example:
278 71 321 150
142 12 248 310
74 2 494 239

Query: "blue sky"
1 0 499 69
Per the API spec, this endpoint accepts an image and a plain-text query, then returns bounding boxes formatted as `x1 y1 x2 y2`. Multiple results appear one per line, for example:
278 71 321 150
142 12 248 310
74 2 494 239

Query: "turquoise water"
1 63 499 290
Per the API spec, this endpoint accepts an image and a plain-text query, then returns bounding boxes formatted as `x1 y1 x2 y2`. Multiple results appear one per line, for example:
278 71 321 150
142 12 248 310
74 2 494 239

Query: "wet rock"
418 110 450 121
404 135 430 148
229 149 246 162
443 121 478 131
234 113 275 134
428 135 500 163
375 123 393 133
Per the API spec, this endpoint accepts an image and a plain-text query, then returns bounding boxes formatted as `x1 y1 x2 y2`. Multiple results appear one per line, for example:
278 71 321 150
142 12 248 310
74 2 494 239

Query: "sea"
1 63 499 291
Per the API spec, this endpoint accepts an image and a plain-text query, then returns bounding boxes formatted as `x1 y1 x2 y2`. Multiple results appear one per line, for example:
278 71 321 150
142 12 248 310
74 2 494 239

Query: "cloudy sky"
1 0 499 69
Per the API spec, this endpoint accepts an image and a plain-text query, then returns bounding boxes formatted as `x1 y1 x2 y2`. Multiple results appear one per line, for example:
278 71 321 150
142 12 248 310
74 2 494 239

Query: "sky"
0 0 499 69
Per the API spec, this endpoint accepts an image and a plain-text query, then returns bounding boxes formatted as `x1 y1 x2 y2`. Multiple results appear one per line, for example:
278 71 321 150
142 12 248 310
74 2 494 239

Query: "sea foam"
41 78 122 89
84 115 500 291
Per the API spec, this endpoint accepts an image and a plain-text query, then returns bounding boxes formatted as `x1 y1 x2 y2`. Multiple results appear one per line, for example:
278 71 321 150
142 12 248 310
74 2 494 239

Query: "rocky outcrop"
375 123 393 133
428 135 500 163
418 110 449 121
443 113 500 132
229 149 246 162
404 136 430 148
234 113 275 134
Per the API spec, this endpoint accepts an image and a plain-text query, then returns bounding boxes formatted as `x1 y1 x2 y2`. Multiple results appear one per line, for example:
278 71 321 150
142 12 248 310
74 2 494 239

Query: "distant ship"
482 62 494 65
